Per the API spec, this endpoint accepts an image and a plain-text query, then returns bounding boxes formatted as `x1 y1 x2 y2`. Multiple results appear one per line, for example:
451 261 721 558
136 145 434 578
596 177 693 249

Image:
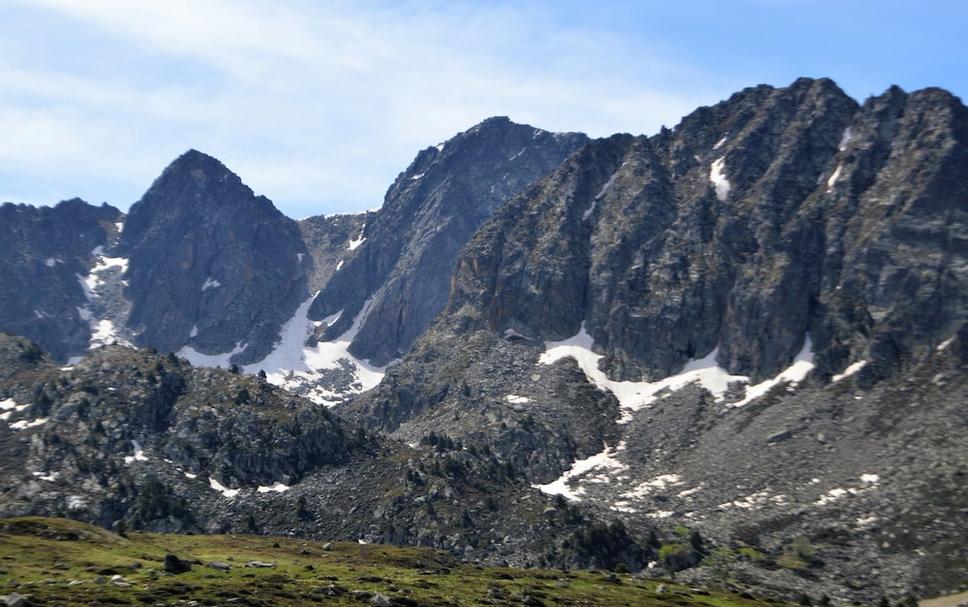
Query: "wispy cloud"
3 1 729 216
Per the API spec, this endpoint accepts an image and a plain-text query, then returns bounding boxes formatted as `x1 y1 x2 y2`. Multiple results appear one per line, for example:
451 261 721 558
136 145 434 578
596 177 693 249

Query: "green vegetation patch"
0 517 786 606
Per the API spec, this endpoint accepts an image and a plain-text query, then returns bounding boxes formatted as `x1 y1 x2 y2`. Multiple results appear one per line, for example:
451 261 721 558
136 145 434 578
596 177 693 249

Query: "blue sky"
2 0 965 218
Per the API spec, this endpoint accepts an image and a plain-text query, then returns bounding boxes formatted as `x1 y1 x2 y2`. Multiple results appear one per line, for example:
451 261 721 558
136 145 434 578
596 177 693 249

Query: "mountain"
342 78 968 601
0 199 121 361
307 117 589 366
119 150 313 365
0 77 966 603
0 119 587 406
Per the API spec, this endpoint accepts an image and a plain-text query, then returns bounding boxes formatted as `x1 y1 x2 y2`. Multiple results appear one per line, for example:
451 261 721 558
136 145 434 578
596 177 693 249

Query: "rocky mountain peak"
120 152 309 362
307 118 589 366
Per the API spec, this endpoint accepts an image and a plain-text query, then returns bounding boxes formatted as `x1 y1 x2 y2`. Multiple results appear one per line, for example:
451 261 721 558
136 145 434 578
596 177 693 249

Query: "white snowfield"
76 246 132 350
832 360 867 382
535 323 819 505
256 482 290 493
709 156 731 201
180 293 387 406
533 441 628 501
504 394 531 404
539 322 771 421
177 341 249 369
123 440 148 465
201 276 221 291
348 224 366 251
0 398 29 421
243 293 387 405
209 477 239 498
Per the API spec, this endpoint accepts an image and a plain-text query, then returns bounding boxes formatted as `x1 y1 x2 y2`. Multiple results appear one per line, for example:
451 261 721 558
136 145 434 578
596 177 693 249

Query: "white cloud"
5 1 729 215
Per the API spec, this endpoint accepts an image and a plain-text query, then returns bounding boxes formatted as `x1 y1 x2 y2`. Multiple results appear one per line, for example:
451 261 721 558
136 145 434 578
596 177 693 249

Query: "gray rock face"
297 212 372 292
120 150 311 364
447 78 966 383
342 78 968 601
309 117 589 365
0 199 121 360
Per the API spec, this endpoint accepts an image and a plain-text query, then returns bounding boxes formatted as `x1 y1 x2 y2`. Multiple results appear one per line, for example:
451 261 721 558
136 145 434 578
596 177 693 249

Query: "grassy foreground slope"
0 517 783 606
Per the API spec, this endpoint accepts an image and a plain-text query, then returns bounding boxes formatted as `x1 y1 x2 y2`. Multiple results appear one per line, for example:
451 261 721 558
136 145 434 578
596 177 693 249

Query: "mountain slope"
342 78 968 602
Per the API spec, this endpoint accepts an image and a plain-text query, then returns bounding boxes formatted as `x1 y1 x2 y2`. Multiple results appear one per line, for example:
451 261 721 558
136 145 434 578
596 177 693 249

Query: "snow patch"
123 440 148 465
189 324 199 339
728 338 815 408
838 127 853 152
10 417 47 430
76 248 131 350
826 163 843 191
177 341 248 368
209 477 239 498
183 471 197 479
410 172 424 180
621 474 684 500
90 319 123 349
504 395 531 404
202 276 221 291
860 473 879 484
583 171 620 221
44 257 58 267
713 134 728 150
709 156 731 201
832 360 867 382
348 224 366 251
816 487 849 506
335 260 344 272
243 294 386 405
677 484 704 498
0 399 29 421
533 442 627 501
256 482 290 493
540 323 748 422
936 336 955 351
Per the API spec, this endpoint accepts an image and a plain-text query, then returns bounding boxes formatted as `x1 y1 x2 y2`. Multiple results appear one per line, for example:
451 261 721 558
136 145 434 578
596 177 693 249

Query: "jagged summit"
308 118 589 366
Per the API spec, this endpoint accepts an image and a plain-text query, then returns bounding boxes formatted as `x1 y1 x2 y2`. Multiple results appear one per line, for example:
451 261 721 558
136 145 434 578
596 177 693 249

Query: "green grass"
0 516 786 606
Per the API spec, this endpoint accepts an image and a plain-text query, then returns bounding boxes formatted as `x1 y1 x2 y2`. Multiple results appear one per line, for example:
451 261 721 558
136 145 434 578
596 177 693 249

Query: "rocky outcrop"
309 117 588 365
0 199 121 360
119 150 311 364
0 333 648 570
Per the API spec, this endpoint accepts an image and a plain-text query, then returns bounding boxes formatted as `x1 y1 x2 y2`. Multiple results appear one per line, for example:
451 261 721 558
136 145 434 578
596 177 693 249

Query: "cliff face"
308 117 589 366
447 78 966 384
119 150 311 364
0 199 121 361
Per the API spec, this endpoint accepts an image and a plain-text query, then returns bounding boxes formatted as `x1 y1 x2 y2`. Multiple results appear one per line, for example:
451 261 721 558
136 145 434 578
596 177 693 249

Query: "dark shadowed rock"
163 554 191 574
120 150 310 364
